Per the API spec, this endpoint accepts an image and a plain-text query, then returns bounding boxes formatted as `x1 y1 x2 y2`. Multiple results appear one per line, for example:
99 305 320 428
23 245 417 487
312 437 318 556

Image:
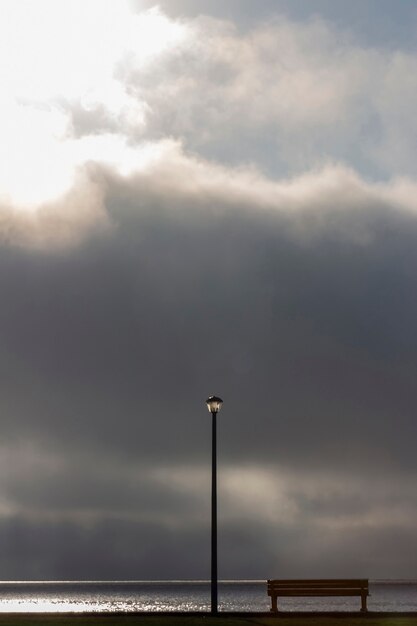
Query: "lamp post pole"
206 395 223 616
211 406 217 614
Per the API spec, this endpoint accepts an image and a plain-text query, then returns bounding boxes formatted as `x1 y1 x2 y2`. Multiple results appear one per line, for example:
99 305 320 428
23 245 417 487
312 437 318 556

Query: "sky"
0 0 417 581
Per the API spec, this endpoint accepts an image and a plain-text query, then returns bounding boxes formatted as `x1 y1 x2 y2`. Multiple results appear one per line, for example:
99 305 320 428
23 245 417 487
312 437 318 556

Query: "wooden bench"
267 579 369 613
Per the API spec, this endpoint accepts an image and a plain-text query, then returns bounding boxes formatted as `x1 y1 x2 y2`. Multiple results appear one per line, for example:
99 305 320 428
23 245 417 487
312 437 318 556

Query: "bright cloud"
2 1 417 248
0 0 187 101
0 1 189 213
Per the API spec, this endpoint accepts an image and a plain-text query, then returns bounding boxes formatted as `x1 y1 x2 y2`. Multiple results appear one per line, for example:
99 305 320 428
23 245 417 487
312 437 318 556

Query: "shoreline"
1 612 417 616
0 611 416 625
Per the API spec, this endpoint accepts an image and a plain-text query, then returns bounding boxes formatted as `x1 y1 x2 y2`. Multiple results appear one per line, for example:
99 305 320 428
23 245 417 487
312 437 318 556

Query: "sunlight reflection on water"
0 581 213 613
0 581 415 612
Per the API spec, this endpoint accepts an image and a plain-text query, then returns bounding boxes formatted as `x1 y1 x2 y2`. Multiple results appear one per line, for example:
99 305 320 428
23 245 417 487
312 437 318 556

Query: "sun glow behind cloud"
0 0 187 101
0 0 188 209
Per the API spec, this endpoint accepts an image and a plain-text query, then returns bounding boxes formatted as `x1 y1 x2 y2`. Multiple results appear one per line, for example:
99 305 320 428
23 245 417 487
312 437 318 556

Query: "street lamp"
206 395 223 615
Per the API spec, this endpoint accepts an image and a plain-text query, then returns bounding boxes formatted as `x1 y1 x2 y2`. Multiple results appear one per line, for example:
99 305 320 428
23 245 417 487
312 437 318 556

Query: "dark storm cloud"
0 516 213 580
1 157 417 476
1 152 417 583
2 502 417 579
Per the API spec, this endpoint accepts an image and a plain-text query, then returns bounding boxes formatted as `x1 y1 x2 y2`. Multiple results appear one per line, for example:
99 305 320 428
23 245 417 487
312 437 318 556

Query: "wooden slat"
268 585 368 588
267 579 369 596
268 590 367 597
268 581 367 588
268 579 367 586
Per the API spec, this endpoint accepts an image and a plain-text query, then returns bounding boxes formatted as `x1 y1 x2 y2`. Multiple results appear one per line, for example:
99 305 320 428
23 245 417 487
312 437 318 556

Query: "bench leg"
361 593 368 613
270 595 278 613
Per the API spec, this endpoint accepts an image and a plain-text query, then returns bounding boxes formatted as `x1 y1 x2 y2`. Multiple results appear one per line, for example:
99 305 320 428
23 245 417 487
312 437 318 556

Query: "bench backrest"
268 579 368 594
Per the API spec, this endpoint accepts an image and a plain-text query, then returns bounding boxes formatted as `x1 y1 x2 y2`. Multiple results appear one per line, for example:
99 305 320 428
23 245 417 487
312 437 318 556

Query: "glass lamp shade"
206 395 223 413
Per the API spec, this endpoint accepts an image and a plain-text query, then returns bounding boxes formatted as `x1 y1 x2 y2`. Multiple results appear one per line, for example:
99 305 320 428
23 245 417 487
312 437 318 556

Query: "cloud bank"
0 1 417 580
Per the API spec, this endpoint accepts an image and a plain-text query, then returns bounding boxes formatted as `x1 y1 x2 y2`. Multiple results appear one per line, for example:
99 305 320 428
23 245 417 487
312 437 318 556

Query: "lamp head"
206 395 223 414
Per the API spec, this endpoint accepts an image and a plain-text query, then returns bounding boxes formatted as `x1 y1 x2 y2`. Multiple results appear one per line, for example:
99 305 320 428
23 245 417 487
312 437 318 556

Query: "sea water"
0 580 415 613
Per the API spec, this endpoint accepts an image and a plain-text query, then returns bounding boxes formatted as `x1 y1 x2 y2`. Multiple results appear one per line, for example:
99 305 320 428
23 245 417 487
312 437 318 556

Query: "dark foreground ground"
0 614 416 626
